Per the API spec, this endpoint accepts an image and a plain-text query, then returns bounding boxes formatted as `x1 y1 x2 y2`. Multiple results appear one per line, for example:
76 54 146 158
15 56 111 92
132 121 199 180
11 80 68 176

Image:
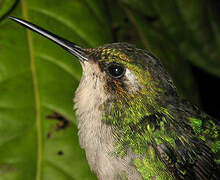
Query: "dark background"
192 64 220 119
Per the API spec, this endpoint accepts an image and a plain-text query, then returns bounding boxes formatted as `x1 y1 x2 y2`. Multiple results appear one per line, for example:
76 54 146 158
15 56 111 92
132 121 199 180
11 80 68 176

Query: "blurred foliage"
0 0 18 21
0 0 219 179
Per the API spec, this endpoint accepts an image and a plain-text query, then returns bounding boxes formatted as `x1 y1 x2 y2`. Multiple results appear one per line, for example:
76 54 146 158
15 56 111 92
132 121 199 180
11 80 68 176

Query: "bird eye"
106 63 125 78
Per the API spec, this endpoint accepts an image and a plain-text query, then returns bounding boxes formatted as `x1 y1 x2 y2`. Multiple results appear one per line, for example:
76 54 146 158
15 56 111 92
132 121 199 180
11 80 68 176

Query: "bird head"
9 17 177 110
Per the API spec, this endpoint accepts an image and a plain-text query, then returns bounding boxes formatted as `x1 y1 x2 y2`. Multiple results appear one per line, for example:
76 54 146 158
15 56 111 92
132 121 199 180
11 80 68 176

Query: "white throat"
73 62 142 180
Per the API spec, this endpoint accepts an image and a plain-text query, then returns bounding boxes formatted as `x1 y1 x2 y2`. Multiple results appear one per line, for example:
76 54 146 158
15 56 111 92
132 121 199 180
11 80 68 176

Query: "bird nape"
10 17 220 180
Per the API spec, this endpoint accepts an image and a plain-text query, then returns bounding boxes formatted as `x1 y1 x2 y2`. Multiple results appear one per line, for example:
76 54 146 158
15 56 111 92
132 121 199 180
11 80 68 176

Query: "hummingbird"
9 16 220 180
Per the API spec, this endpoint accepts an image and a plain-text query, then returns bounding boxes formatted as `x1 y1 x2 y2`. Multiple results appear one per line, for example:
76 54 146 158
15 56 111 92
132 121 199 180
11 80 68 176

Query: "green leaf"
0 0 18 20
0 0 112 179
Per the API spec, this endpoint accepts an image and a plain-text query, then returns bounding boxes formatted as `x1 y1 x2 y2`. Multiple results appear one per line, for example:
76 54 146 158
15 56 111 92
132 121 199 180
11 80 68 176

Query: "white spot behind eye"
125 69 137 81
124 69 141 92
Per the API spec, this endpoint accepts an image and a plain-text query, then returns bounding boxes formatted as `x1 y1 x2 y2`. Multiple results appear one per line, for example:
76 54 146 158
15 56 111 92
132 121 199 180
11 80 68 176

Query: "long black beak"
9 16 88 61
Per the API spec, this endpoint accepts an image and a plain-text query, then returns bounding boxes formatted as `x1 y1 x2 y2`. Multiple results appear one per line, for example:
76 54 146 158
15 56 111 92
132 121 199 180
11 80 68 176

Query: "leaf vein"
21 0 42 179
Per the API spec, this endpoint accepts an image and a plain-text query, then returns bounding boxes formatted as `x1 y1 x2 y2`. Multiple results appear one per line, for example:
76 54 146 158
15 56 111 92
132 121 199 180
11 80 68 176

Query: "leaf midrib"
21 0 42 180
